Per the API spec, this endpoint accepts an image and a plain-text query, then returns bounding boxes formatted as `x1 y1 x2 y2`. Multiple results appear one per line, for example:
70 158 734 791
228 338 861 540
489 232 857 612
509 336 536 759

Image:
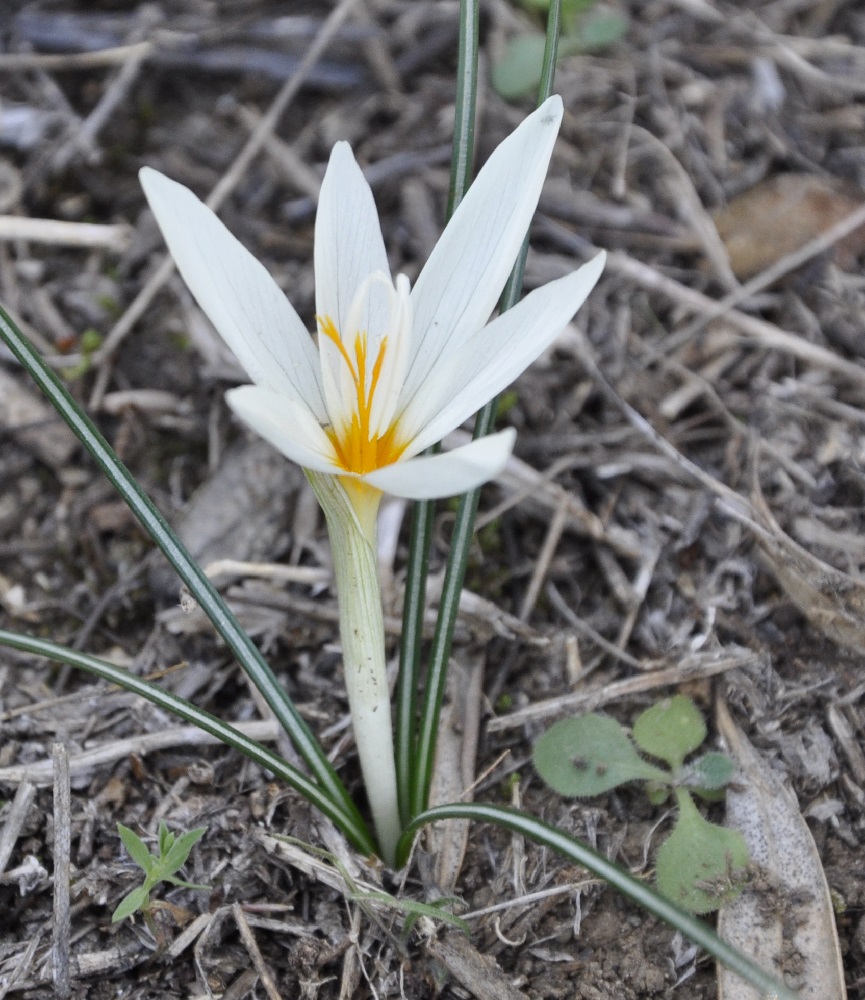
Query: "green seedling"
534 695 748 913
112 822 209 924
493 0 627 100
62 328 103 381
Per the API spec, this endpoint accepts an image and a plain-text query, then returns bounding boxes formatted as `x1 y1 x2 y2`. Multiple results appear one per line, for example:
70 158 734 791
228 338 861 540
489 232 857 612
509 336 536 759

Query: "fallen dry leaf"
427 654 484 893
716 699 846 1000
714 174 865 278
751 469 865 655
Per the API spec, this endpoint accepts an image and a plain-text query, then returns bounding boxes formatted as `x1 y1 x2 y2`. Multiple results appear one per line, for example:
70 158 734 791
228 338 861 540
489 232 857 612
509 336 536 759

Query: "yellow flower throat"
318 315 407 475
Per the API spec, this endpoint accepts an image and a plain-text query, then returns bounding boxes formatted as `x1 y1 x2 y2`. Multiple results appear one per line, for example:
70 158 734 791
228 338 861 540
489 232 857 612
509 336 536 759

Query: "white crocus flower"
140 94 604 864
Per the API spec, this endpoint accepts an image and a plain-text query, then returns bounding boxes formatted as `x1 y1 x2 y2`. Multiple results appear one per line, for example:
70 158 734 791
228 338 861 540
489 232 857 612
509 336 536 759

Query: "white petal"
405 253 605 453
315 143 391 344
226 386 342 476
402 96 563 410
140 168 326 420
363 429 516 499
368 273 412 437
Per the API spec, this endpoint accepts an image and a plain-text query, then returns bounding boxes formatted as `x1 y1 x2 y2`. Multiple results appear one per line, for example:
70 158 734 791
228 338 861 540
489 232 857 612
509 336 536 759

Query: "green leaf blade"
655 791 749 914
683 752 736 794
117 824 156 874
160 826 207 877
112 885 150 923
534 715 667 796
633 695 707 769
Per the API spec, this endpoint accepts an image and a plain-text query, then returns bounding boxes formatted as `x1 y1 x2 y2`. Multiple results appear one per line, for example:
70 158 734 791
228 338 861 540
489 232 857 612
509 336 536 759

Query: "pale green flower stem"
306 470 400 865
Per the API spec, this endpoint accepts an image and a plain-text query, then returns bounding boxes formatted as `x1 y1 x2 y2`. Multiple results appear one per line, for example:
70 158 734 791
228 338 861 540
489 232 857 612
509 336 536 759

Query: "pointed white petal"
314 143 390 344
368 274 411 437
140 168 326 419
405 253 605 453
363 429 516 499
226 386 342 476
402 96 563 409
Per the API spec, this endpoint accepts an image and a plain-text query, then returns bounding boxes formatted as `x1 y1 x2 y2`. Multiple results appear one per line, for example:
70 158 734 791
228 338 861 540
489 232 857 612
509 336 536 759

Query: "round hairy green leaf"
534 714 667 797
682 752 736 794
655 790 750 914
577 10 628 49
633 695 707 769
492 34 548 100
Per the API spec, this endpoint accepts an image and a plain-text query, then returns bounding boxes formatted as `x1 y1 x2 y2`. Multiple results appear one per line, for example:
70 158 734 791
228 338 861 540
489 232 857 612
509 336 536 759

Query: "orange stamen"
318 314 407 475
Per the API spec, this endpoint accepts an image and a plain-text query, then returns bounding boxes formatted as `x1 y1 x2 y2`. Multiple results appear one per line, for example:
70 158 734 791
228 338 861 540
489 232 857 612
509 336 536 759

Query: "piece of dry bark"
751 469 865 655
427 931 530 1000
716 699 847 1000
426 654 484 893
149 437 304 598
0 367 78 468
714 174 865 279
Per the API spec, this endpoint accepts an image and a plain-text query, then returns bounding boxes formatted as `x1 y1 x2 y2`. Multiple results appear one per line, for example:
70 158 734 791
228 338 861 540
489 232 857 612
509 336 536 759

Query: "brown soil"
2 1 865 998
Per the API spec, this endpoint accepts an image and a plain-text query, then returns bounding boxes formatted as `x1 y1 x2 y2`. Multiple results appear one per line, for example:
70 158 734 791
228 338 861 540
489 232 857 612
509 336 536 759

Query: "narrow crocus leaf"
0 307 366 843
398 803 798 1000
0 627 375 855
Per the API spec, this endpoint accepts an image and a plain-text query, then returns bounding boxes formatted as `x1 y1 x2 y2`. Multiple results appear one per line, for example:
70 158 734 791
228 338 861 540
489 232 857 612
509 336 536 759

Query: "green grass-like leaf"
0 301 371 854
398 803 797 1000
0 628 376 855
117 824 156 873
405 0 566 825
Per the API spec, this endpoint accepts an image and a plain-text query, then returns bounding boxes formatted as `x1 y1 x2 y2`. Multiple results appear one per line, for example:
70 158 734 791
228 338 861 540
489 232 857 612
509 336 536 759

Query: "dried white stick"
0 216 131 250
52 744 71 1000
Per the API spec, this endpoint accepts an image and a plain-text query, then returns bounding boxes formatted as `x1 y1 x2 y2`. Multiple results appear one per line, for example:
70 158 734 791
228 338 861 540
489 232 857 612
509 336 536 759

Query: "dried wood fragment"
751 469 865 655
427 655 483 892
149 439 304 598
427 932 530 1000
0 782 35 876
0 368 78 468
716 699 846 1000
51 744 71 1000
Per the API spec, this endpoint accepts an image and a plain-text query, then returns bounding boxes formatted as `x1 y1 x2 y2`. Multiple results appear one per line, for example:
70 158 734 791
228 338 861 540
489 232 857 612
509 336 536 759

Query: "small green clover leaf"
632 695 707 769
112 822 208 923
655 789 749 914
534 714 668 797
